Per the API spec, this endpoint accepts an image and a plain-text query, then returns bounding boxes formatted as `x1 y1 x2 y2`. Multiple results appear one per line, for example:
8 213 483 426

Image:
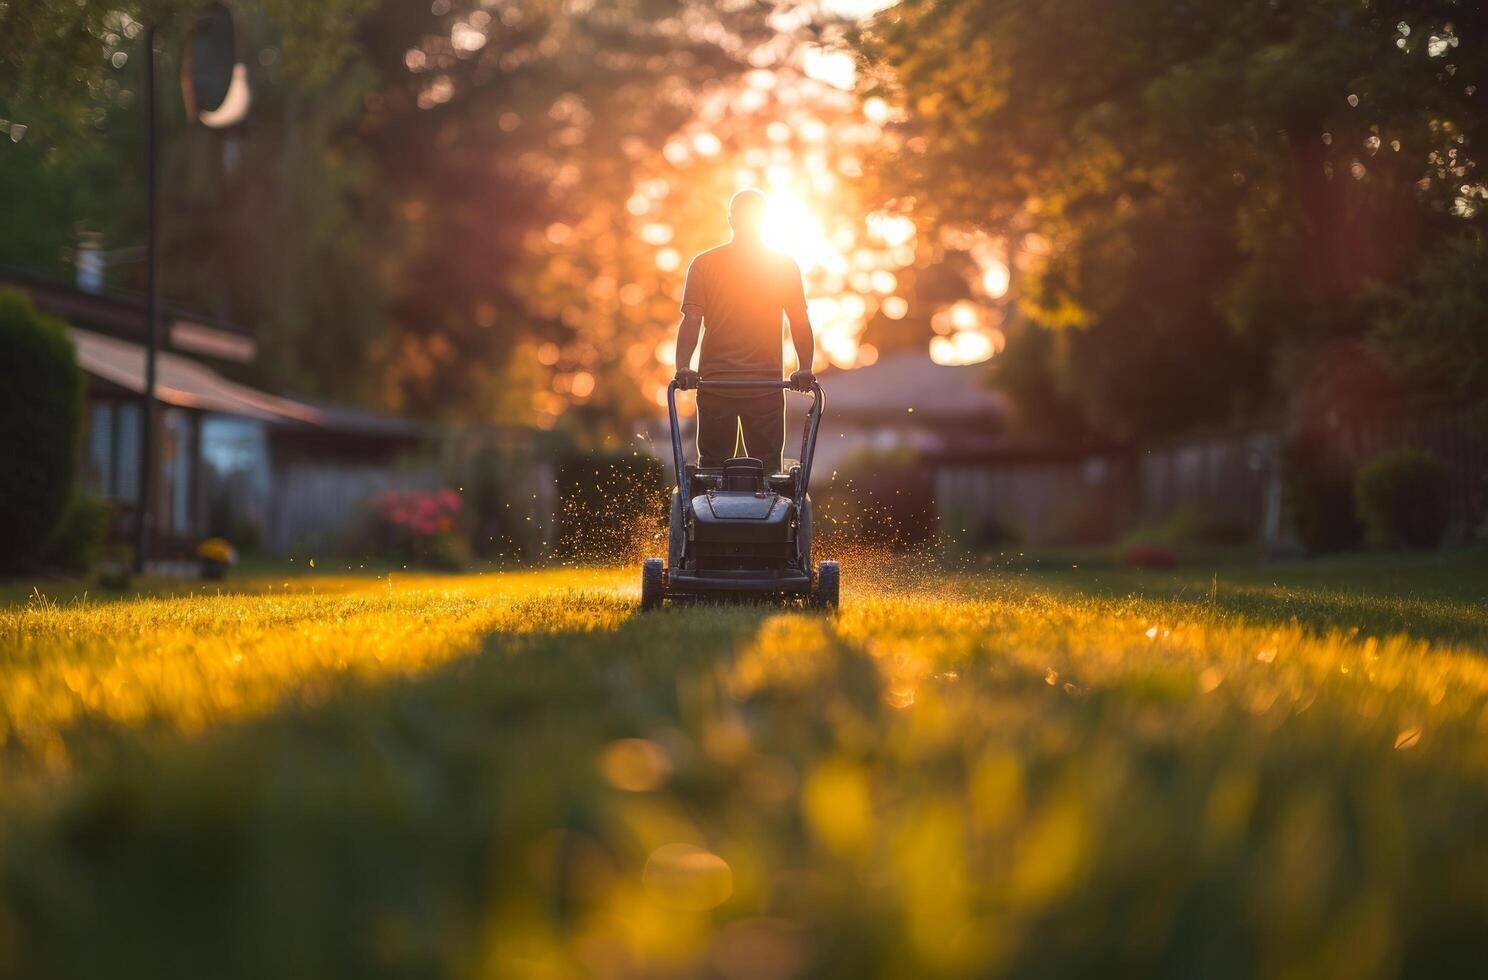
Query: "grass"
0 549 1487 978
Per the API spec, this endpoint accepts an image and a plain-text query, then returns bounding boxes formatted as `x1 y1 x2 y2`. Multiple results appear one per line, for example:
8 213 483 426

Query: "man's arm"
784 261 815 391
788 312 814 381
675 256 705 388
674 311 702 388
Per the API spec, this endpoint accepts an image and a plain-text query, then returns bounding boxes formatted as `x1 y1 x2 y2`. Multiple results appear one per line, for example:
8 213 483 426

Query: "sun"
761 192 831 269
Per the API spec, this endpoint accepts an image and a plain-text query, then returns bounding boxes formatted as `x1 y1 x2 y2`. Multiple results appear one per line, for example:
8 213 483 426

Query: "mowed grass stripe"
0 571 631 784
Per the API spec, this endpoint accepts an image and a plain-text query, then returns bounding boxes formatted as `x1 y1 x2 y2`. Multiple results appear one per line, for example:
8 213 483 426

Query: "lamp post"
133 23 161 573
131 6 246 574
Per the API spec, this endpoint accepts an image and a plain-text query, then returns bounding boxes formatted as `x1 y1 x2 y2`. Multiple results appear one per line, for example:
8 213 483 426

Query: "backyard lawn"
1 549 1486 978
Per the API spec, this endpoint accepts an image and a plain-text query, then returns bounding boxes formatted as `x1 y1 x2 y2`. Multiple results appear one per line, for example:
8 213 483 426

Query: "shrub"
38 495 112 574
814 448 937 549
0 289 84 573
1121 510 1253 552
460 444 554 560
226 519 262 555
1355 449 1453 548
1125 543 1177 569
940 504 1019 553
556 453 667 562
1283 433 1362 554
370 488 469 568
1122 511 1204 550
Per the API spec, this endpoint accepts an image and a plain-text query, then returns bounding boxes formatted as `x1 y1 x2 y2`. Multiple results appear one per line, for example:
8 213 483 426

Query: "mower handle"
666 378 824 504
688 379 797 391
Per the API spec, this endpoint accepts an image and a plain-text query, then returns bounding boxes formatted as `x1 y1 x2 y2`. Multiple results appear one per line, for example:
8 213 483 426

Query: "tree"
0 0 391 406
2 0 904 436
855 0 1486 438
1369 233 1488 401
348 0 831 429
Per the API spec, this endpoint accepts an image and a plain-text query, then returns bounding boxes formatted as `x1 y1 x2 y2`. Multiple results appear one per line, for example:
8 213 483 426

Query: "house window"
115 402 142 504
159 408 195 536
84 402 113 496
200 416 271 534
83 399 142 504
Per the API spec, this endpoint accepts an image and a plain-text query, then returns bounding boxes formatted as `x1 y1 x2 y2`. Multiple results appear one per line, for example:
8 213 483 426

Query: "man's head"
728 188 768 242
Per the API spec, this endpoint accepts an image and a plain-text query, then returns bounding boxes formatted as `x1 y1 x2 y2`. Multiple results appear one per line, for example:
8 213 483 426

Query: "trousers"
696 390 785 472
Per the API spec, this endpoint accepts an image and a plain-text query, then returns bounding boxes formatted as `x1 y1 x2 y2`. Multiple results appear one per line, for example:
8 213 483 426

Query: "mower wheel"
814 560 840 609
640 557 665 610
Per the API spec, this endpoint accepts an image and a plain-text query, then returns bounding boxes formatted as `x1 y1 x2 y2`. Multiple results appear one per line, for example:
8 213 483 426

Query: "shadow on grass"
8 580 1488 978
1017 547 1488 647
0 599 887 979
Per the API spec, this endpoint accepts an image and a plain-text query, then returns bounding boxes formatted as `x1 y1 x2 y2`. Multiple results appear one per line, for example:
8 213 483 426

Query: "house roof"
71 328 423 439
4 267 256 363
818 350 1005 423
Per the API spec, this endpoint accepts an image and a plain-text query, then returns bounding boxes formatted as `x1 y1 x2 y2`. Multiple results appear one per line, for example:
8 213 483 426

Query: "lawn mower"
640 377 839 609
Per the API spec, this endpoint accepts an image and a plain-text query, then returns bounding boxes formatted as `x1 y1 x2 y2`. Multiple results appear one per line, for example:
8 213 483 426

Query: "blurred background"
0 0 1484 576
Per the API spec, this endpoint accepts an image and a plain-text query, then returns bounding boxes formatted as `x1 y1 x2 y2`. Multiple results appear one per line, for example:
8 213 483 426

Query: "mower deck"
667 569 813 594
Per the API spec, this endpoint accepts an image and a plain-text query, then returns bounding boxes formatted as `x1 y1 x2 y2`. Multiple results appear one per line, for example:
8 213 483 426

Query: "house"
791 350 1007 477
4 269 431 560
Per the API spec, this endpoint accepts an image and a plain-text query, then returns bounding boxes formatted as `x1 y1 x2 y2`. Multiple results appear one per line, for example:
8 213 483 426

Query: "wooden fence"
932 404 1486 547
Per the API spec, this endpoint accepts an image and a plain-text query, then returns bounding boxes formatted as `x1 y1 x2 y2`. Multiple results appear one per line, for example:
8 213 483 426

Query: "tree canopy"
5 0 1483 442
856 0 1486 439
1 0 884 439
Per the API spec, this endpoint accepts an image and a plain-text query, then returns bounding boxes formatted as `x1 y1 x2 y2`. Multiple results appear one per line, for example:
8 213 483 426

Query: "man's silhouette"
673 188 815 474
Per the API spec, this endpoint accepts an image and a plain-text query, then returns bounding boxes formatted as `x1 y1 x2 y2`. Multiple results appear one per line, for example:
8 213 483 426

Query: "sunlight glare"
763 193 832 270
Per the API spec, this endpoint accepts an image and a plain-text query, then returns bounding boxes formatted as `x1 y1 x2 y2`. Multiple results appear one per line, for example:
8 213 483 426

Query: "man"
673 188 815 474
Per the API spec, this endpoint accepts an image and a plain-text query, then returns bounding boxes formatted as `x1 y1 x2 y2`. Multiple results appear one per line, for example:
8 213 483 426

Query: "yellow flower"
197 538 238 565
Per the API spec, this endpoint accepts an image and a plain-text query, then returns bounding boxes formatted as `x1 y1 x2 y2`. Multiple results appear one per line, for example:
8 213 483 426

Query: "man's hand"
675 368 700 390
789 369 816 393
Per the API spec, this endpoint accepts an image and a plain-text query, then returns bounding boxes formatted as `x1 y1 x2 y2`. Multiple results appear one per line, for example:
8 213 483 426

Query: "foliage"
856 0 1487 438
1356 448 1454 548
37 496 113 575
939 504 1020 554
0 1 373 127
1283 432 1363 554
1 555 1488 975
1123 510 1253 552
1 0 838 432
448 434 570 562
369 488 469 569
814 447 937 548
987 323 1091 442
0 3 403 408
555 453 667 562
1369 235 1488 401
0 290 84 574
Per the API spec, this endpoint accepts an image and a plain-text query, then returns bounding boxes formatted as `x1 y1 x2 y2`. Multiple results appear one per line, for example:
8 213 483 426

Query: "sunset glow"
492 4 1019 423
610 62 933 408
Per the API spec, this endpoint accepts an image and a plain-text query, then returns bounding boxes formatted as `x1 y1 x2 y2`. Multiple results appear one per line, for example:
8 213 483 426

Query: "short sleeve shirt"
680 241 808 387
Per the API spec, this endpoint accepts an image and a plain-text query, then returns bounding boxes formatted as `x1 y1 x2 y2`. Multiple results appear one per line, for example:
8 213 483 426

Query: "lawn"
1 550 1487 978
